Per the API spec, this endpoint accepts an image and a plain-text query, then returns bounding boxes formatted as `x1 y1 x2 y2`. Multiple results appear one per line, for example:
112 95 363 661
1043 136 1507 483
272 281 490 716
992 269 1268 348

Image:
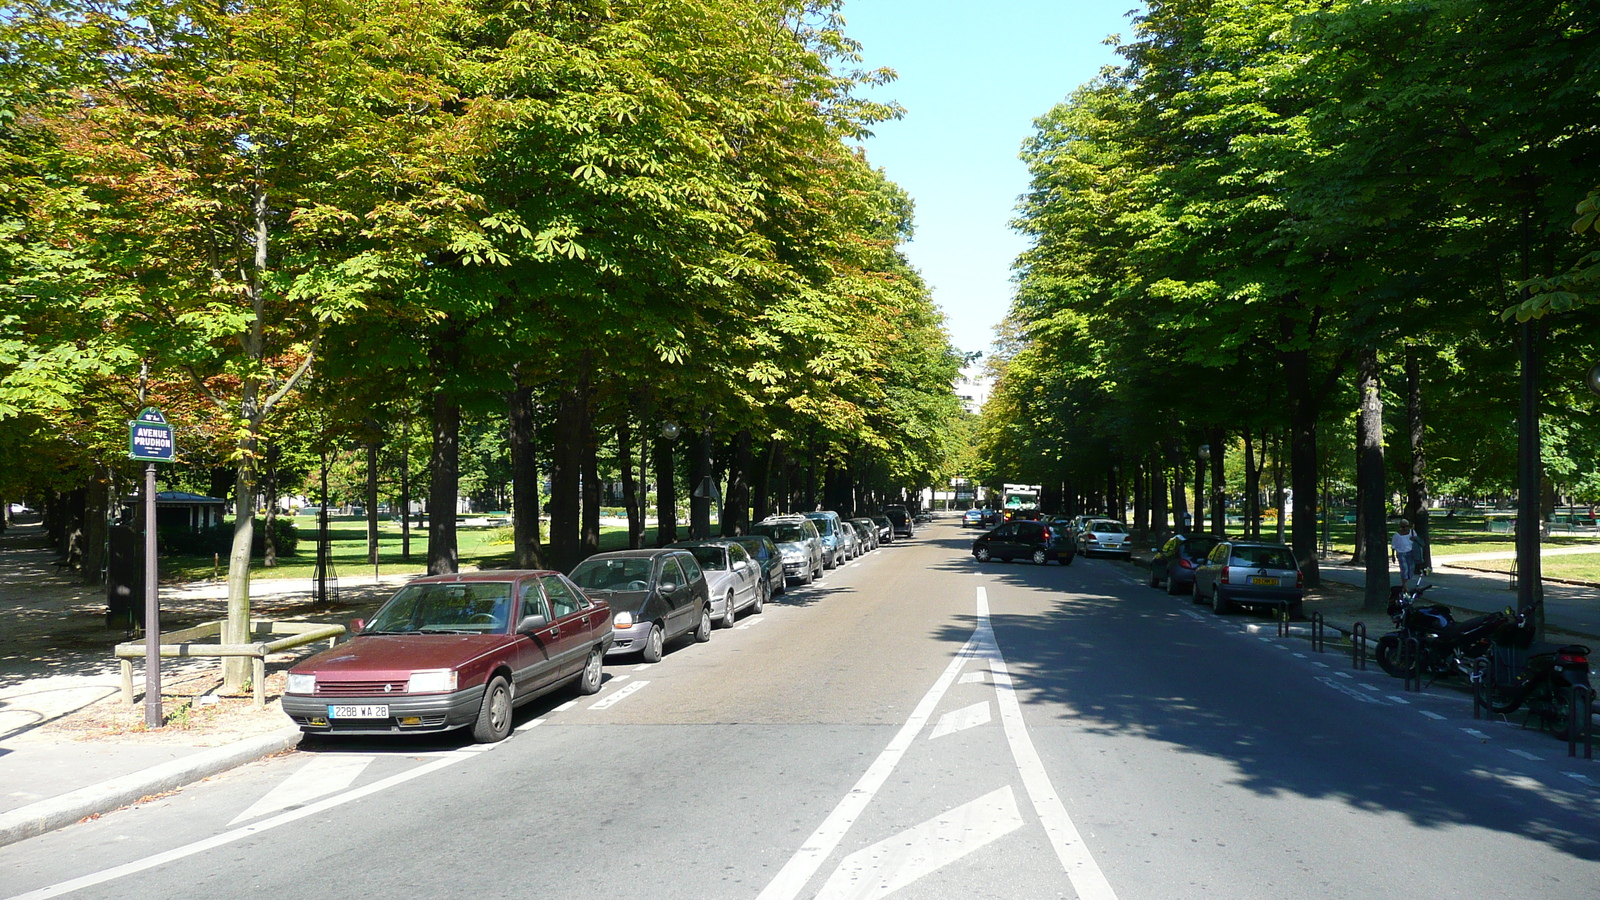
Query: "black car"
567 549 712 662
971 520 1075 566
870 514 895 543
728 535 787 600
884 505 915 538
1148 534 1220 595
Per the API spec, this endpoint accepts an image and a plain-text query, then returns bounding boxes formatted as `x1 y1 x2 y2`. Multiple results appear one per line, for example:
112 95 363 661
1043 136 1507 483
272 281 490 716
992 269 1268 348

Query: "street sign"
128 408 175 462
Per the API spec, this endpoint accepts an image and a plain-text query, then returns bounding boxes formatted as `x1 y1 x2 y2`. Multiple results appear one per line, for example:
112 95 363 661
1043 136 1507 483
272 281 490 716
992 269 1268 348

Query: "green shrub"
159 518 299 558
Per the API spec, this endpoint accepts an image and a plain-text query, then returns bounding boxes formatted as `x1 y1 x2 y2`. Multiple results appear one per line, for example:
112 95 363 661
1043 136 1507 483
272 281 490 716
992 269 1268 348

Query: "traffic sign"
129 408 175 462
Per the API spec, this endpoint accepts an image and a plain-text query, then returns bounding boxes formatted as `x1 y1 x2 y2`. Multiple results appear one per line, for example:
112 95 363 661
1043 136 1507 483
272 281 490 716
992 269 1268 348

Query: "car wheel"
1166 573 1184 596
1149 567 1162 588
1211 586 1231 615
577 647 603 695
752 581 766 614
1031 548 1048 565
1191 579 1205 605
471 675 513 743
695 605 713 642
642 623 665 662
721 591 738 628
813 560 825 581
1060 551 1074 566
975 546 992 562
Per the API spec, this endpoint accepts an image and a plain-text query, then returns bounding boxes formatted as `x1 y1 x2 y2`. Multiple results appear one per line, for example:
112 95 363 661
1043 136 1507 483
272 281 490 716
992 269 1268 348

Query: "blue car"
963 508 985 527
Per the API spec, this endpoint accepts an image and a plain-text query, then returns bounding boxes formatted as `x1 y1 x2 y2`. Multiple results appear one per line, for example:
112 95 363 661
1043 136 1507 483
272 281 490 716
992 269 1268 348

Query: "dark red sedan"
283 570 612 743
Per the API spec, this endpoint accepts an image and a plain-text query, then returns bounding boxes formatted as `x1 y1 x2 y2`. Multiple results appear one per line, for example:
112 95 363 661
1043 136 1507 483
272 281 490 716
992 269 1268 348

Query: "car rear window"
1090 521 1127 534
1230 546 1296 569
570 557 653 590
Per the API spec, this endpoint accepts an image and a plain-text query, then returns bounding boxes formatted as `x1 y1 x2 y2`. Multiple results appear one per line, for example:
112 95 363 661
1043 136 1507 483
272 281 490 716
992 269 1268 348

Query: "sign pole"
143 461 161 728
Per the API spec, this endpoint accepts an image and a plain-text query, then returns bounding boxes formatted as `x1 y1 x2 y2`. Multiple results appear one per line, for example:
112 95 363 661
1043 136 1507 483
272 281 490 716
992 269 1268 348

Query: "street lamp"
1586 362 1600 398
1197 444 1210 461
660 420 681 442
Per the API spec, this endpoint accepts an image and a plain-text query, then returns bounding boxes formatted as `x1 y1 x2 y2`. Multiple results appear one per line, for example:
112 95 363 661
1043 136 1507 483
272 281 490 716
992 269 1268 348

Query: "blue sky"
839 1 1135 357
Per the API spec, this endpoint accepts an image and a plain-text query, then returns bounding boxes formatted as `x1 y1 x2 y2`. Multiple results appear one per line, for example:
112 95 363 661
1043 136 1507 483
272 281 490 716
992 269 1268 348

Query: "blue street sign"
129 408 175 462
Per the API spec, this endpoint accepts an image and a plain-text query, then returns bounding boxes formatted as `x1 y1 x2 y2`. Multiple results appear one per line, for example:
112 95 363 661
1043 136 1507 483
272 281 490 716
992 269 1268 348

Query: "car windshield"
365 582 513 633
569 557 654 591
1231 546 1297 569
1090 522 1127 534
685 546 728 570
754 523 807 543
804 516 834 535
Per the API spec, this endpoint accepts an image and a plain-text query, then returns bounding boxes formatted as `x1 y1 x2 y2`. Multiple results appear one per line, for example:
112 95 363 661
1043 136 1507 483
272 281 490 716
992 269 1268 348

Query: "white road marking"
227 755 373 826
813 787 1023 900
959 671 989 684
1317 676 1383 704
553 700 579 712
737 618 766 631
930 702 992 740
10 749 476 900
632 663 653 672
1312 662 1330 668
1293 653 1307 658
1462 728 1491 740
1386 696 1411 705
514 718 546 733
1181 611 1205 620
1508 749 1543 761
1566 773 1597 787
1335 672 1353 679
755 631 982 900
588 680 649 710
1359 684 1380 692
607 674 631 686
1420 711 1447 720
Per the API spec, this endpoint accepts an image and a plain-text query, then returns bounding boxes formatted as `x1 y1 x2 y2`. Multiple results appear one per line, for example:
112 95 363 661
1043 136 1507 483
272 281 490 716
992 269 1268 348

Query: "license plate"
1249 576 1278 586
329 704 389 719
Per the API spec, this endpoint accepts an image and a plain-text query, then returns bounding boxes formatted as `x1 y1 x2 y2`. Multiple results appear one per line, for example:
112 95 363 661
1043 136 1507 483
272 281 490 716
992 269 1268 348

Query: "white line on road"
755 632 979 900
632 663 654 672
1317 676 1383 704
515 718 546 733
1566 773 1597 787
959 671 989 684
1359 684 1380 692
553 700 579 712
1508 749 1543 761
1420 711 1447 720
227 754 374 826
813 787 1023 900
1293 653 1307 658
1386 696 1411 705
929 701 992 740
1462 728 1491 740
1312 662 1330 668
1335 672 1354 679
588 680 649 710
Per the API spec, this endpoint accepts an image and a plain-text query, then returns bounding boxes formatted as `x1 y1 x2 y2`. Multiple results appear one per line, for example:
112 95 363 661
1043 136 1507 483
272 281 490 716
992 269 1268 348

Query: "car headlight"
614 611 635 630
287 673 316 695
407 670 458 694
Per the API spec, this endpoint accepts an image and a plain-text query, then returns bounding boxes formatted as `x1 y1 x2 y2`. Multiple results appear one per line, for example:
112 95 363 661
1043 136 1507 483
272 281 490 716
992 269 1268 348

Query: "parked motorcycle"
1485 643 1594 741
1374 579 1525 680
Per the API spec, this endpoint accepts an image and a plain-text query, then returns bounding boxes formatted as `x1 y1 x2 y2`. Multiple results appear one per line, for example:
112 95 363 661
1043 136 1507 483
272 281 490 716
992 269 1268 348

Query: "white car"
1076 519 1132 558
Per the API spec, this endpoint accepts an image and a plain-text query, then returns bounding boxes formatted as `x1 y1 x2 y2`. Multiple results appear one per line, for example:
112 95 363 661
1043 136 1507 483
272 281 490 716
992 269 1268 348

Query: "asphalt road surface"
4 518 1598 899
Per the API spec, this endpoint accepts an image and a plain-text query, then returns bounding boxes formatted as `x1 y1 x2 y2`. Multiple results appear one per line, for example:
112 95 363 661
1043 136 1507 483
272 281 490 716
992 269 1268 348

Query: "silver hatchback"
1192 540 1304 617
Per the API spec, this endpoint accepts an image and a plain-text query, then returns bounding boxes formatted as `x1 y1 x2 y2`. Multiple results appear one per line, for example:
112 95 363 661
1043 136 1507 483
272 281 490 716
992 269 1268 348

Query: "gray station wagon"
1192 540 1304 618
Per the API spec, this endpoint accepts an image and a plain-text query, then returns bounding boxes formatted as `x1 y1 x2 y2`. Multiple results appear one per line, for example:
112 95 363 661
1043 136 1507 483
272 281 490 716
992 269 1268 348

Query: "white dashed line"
1386 696 1411 705
1359 684 1380 692
514 718 545 733
589 680 649 710
1462 728 1491 740
1293 653 1307 658
632 663 653 671
1335 672 1353 680
1566 773 1597 787
1312 662 1330 668
1508 749 1543 761
1420 711 1447 720
553 700 578 712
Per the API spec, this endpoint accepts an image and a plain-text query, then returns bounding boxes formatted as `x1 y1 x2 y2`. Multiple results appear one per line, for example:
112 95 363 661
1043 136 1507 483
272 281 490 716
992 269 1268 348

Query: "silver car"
752 517 826 585
1076 519 1131 558
669 540 765 628
1192 540 1304 617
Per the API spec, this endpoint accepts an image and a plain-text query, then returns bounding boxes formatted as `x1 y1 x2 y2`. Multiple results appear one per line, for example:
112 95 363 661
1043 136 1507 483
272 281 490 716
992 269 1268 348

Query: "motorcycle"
1485 643 1595 741
1374 579 1525 681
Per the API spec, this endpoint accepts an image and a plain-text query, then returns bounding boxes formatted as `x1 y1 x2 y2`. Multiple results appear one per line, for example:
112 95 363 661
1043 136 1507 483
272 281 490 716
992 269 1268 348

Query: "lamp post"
1587 362 1600 399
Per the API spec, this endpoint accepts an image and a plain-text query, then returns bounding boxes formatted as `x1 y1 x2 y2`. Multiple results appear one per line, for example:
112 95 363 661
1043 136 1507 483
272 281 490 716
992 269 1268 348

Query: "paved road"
3 520 1598 899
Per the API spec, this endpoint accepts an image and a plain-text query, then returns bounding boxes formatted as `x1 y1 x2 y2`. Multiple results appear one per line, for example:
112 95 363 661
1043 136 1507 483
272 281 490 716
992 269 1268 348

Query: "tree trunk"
1150 453 1168 540
619 417 640 550
1358 347 1389 611
1516 317 1544 627
366 443 379 570
1273 430 1287 544
262 445 279 568
1132 462 1148 539
751 440 776 523
689 429 713 538
428 389 460 575
1243 429 1260 539
224 411 257 691
579 375 599 559
1283 344 1323 586
1168 440 1189 533
653 433 678 546
632 430 648 549
722 430 752 536
549 383 582 569
80 466 110 586
1405 346 1429 570
509 383 542 568
1208 427 1226 537
1351 441 1366 566
400 416 412 563
1192 444 1206 535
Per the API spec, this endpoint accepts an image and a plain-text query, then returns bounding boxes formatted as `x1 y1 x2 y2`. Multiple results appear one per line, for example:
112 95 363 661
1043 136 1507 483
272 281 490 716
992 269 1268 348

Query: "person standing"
1391 519 1418 584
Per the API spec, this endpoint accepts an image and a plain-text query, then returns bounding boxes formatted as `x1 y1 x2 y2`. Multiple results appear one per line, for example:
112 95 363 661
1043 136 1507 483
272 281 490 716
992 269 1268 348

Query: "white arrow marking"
959 671 989 684
813 787 1023 900
929 701 992 740
228 755 373 825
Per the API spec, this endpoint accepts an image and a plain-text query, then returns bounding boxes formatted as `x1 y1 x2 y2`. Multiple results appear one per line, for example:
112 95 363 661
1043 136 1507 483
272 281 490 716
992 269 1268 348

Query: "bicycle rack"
1310 612 1325 653
1403 636 1423 692
1471 657 1490 720
1352 622 1367 670
1570 684 1595 760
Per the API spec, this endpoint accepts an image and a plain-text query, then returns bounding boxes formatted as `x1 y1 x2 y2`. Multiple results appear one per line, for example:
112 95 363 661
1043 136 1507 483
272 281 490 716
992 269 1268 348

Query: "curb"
0 726 301 849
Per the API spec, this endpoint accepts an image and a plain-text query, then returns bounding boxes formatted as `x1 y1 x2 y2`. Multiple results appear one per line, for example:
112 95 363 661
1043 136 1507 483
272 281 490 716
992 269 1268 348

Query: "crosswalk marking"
929 701 991 739
228 755 373 826
813 787 1023 900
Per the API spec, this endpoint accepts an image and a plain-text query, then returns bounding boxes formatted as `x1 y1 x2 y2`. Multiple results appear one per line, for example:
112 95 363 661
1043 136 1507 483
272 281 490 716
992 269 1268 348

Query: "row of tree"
975 0 1600 616
1 0 966 689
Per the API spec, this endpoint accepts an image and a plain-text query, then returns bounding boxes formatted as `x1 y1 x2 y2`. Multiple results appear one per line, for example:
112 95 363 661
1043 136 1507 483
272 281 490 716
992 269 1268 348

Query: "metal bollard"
1403 637 1423 692
1277 609 1289 638
1570 684 1595 760
1310 612 1325 653
1352 622 1367 670
1471 657 1490 720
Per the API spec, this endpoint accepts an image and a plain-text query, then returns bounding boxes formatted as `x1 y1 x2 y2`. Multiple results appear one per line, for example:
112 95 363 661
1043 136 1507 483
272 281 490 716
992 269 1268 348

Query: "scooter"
1486 643 1595 741
1374 578 1525 680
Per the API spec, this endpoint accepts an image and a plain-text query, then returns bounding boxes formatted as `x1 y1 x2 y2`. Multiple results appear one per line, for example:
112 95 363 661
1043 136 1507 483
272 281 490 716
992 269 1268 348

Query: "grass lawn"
1443 552 1600 583
1201 514 1600 559
164 516 662 582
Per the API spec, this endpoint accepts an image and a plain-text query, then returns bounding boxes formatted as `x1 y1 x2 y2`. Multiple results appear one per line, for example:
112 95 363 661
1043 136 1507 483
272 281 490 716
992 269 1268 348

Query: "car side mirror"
349 618 366 634
517 613 548 634
658 581 678 594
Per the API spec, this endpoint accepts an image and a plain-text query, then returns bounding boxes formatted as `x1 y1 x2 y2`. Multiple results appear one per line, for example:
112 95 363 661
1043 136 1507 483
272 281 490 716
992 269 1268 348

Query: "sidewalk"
0 522 404 848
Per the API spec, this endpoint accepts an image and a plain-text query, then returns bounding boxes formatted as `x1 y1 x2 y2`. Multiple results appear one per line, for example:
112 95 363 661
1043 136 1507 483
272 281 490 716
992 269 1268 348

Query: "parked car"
568 549 712 662
884 505 915 538
670 539 765 628
962 508 986 527
727 534 786 599
834 514 862 560
849 517 879 552
971 519 1075 566
1148 534 1220 595
1076 519 1132 558
283 570 613 743
1192 540 1304 617
803 510 850 568
870 514 895 543
753 516 826 584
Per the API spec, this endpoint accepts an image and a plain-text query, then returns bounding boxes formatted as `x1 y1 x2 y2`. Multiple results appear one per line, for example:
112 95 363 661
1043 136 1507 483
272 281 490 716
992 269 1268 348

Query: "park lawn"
1445 552 1600 583
163 517 661 582
1184 515 1599 560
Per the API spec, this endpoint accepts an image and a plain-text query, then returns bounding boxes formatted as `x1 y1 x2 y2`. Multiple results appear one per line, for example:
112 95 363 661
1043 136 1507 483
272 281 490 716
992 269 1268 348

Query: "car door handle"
550 626 561 637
